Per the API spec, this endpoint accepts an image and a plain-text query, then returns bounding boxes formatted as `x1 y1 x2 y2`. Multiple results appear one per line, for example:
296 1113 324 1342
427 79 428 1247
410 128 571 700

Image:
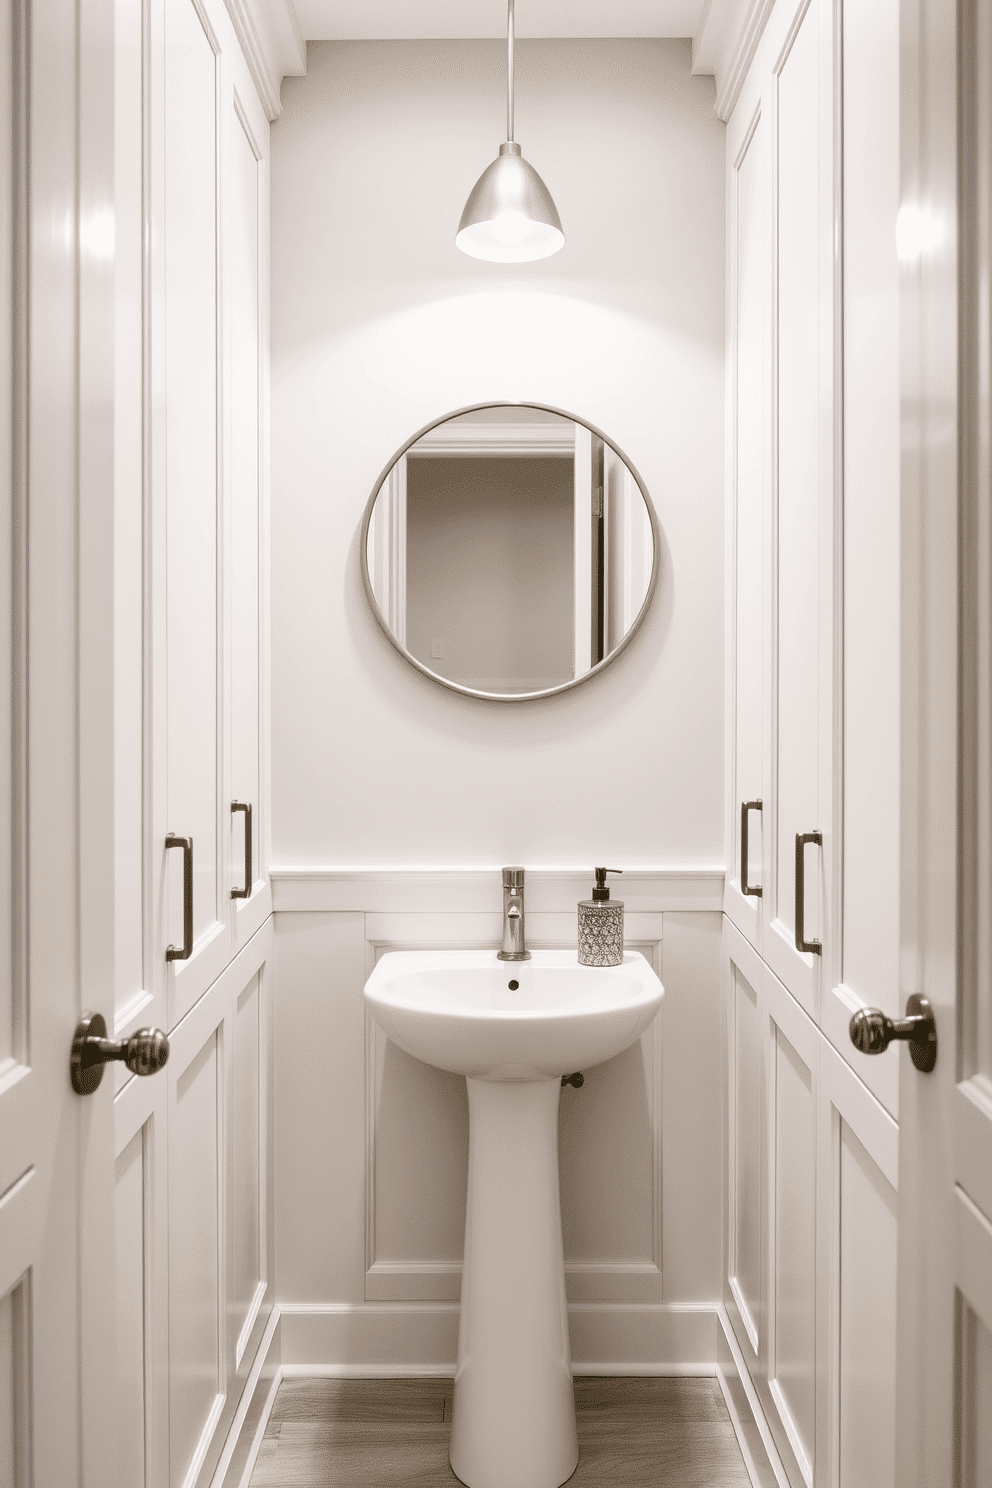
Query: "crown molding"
692 0 776 121
225 0 306 120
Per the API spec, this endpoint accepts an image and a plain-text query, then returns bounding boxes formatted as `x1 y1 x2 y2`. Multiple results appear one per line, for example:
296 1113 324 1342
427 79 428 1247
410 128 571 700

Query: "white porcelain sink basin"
363 947 664 1081
363 945 665 1488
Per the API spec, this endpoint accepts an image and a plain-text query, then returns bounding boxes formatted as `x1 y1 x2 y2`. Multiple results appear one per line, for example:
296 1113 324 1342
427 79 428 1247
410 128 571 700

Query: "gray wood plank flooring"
249 1376 752 1486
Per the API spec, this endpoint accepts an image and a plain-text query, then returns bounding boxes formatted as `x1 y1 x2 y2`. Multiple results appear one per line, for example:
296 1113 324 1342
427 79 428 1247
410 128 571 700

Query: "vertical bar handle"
165 834 193 962
740 800 763 897
795 831 823 955
231 801 253 901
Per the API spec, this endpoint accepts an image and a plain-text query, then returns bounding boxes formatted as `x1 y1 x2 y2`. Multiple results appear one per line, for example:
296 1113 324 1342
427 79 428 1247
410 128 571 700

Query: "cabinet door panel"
765 974 817 1486
763 0 832 1017
169 1026 223 1488
115 1132 147 1488
233 970 264 1364
162 0 228 1023
229 94 270 951
112 0 149 1039
726 67 767 948
725 921 764 1361
816 1037 898 1488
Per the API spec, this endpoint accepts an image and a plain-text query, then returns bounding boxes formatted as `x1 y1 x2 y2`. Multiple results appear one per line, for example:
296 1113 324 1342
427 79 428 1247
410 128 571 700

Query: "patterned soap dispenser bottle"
577 868 624 967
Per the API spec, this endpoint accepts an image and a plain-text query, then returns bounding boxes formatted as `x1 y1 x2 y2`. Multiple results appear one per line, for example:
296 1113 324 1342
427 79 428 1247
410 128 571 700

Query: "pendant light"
455 0 565 263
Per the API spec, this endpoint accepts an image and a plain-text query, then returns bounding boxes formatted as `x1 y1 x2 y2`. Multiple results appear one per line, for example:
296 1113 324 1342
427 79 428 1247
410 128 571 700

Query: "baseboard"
277 1301 720 1374
209 1311 283 1488
211 1302 779 1488
715 1305 792 1488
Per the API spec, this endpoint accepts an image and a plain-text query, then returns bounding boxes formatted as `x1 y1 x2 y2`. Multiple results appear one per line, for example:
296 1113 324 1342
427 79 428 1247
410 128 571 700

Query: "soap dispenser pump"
578 868 624 967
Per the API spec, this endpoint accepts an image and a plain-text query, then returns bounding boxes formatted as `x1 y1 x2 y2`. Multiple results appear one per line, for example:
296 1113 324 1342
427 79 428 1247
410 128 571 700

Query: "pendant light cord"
507 0 515 142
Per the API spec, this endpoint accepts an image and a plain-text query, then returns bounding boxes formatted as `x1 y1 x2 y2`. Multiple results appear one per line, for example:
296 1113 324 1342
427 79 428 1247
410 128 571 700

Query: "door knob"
849 993 937 1073
71 1010 170 1095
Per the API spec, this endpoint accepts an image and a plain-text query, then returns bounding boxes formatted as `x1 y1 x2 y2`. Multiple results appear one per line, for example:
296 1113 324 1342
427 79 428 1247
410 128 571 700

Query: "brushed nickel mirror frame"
359 401 662 702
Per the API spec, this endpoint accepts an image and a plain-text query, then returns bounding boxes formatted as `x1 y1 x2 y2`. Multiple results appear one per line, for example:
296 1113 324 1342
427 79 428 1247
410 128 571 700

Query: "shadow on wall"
371 1038 656 1280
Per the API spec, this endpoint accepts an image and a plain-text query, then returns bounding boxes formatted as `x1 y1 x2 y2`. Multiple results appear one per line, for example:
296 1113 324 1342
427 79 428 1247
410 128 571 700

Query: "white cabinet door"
227 61 271 956
814 1040 899 1488
893 1 992 1481
760 0 837 1023
820 0 903 1121
152 0 231 1030
115 920 273 1488
725 58 768 951
1 0 119 1481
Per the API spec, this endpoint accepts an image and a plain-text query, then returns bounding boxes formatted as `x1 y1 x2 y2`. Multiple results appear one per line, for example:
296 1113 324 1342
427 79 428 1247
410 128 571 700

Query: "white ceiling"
293 0 707 41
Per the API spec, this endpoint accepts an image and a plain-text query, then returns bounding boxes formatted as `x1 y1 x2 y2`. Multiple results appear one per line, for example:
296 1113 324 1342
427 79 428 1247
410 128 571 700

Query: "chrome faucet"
497 866 530 962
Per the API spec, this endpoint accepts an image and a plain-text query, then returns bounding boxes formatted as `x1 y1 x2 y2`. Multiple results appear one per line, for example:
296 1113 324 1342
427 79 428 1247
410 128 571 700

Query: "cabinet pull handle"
794 831 822 955
231 801 253 900
740 800 762 897
165 834 193 962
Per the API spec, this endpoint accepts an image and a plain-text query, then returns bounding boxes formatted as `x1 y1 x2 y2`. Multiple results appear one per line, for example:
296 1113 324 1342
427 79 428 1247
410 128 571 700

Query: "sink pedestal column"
450 1076 578 1488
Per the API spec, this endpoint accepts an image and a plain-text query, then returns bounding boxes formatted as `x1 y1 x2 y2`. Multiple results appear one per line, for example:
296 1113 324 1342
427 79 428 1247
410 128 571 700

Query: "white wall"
267 39 728 1372
270 38 725 869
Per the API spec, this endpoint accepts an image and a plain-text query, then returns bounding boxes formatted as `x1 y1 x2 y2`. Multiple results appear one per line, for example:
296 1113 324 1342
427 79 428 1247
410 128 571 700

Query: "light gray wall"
270 38 725 869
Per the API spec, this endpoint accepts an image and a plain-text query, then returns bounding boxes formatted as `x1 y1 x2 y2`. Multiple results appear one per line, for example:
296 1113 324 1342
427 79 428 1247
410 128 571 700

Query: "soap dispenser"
578 868 624 967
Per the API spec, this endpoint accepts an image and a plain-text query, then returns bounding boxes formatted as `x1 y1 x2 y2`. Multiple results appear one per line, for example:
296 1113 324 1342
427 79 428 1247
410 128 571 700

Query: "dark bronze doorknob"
71 1010 170 1095
849 993 937 1073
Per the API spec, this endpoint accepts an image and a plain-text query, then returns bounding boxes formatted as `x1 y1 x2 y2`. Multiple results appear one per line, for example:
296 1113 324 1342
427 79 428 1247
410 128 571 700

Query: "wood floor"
249 1376 752 1486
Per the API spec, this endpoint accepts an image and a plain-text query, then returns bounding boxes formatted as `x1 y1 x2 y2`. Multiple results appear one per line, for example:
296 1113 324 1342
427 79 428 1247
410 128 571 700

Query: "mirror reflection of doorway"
364 406 657 699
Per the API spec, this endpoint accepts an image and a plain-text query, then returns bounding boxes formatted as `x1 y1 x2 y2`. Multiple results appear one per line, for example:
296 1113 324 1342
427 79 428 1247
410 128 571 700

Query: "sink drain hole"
508 979 519 990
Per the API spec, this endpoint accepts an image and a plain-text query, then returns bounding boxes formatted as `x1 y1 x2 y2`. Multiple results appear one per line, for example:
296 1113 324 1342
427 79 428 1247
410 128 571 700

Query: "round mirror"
361 403 660 701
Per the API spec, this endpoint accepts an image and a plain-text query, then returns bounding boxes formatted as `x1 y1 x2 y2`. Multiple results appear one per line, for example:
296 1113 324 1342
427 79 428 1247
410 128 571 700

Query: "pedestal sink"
363 949 665 1488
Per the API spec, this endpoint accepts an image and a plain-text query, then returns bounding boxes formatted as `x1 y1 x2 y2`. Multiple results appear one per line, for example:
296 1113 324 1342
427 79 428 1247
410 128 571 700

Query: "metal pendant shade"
456 1 565 262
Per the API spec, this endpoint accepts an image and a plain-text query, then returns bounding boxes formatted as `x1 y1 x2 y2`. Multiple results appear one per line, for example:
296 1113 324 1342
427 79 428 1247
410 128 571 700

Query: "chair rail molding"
269 866 725 915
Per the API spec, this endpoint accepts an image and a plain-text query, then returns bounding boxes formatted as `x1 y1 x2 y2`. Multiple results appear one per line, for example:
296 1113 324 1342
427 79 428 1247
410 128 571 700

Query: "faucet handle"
502 866 526 888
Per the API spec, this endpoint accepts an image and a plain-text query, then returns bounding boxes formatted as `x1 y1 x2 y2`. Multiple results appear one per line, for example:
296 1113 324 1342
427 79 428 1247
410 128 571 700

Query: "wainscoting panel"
0 1278 28 1487
115 1130 148 1488
365 922 665 1305
114 919 273 1488
273 872 725 1371
170 1023 224 1487
764 970 817 1487
233 974 265 1367
815 1026 899 1488
726 921 763 1360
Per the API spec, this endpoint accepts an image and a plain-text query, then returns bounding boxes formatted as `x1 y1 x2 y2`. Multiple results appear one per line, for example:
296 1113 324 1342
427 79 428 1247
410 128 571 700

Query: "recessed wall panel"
559 1039 655 1266
373 1034 467 1268
0 1285 13 1485
115 1129 146 1488
772 1026 815 1469
733 965 761 1336
838 1119 897 1488
170 1032 220 1488
234 973 261 1335
0 1280 26 1487
164 0 218 951
775 4 820 941
959 1305 992 1488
